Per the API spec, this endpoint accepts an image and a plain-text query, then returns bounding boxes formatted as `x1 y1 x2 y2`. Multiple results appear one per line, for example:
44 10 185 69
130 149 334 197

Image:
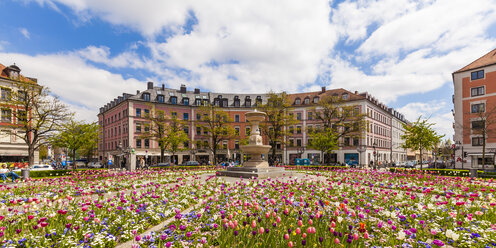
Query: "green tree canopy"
307 128 339 163
197 104 235 164
259 91 297 164
50 120 98 169
401 117 444 169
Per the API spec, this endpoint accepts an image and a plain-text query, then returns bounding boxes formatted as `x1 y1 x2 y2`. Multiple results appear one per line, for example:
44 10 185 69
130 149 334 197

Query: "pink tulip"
284 234 289 240
335 238 340 244
288 241 294 247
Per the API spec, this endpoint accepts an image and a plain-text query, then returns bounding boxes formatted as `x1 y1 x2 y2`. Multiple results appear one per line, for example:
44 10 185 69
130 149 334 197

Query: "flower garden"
1 167 495 248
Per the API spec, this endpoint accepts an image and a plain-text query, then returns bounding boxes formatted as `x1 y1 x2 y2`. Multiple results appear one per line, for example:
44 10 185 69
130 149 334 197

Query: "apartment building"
98 82 407 166
0 63 39 163
453 48 496 168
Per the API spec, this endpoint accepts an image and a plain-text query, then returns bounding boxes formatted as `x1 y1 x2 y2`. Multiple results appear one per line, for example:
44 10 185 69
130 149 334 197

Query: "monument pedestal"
218 166 291 179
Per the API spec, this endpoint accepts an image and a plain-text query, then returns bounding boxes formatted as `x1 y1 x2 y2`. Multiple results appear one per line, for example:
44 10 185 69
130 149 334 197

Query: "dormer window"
214 98 220 106
157 95 165 103
313 97 319 103
342 93 349 100
183 97 189 106
195 99 201 105
295 98 301 105
234 96 240 107
245 96 251 107
256 96 262 105
304 97 310 104
170 96 177 104
143 93 151 102
222 99 228 107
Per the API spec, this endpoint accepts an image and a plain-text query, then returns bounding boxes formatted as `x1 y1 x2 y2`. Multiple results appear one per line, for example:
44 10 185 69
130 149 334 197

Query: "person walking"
139 157 145 170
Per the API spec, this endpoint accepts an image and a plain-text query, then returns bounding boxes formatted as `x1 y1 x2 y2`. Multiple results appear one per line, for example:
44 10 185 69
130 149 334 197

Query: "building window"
353 138 359 146
471 86 485 97
136 139 142 148
235 140 240 150
289 126 294 134
1 88 11 101
158 95 165 103
196 126 201 135
222 141 228 149
295 98 301 105
170 96 177 104
235 127 240 135
472 137 484 146
256 96 262 106
471 103 485 113
195 99 201 105
1 109 11 123
304 97 310 104
289 139 294 147
235 114 240 122
143 93 150 102
307 125 313 133
144 139 150 148
234 99 240 107
246 127 251 136
136 108 141 117
183 126 189 134
183 98 189 106
136 123 141 133
344 137 350 146
313 97 319 104
308 112 313 120
296 113 302 120
296 139 302 147
296 125 302 134
144 123 150 132
144 109 150 116
17 110 26 122
183 113 189 121
472 120 485 130
342 93 349 100
471 70 484 80
172 112 177 117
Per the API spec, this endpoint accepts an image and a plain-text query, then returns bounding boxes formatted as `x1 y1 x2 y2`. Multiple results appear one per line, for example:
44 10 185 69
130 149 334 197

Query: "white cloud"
19 28 30 39
398 100 453 138
0 41 8 51
0 52 144 121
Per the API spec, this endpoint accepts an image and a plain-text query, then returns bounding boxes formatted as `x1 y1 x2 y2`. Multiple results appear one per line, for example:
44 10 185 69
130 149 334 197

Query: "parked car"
30 164 54 171
150 162 172 167
404 161 416 168
88 162 103 168
181 161 200 166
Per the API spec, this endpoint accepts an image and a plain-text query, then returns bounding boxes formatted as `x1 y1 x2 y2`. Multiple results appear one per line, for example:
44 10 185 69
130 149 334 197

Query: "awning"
469 153 496 156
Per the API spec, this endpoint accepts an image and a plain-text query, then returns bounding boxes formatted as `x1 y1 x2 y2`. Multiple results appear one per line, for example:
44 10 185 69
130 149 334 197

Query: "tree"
140 109 189 164
197 104 235 165
313 94 367 163
259 92 297 165
307 128 339 163
78 122 99 164
401 117 443 169
467 104 496 169
2 81 72 166
50 120 97 169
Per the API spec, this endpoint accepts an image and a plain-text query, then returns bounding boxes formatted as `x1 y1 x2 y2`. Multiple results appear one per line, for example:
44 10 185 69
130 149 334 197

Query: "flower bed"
1 168 495 247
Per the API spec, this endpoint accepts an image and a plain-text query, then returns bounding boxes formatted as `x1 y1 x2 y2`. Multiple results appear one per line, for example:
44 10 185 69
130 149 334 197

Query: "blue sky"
1 0 496 138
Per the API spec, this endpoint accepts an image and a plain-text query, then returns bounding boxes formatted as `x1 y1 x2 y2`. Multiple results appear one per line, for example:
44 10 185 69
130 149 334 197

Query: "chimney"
321 86 326 93
180 84 186 93
147 82 154 89
137 90 140 95
194 88 200 94
354 91 358 95
162 84 165 90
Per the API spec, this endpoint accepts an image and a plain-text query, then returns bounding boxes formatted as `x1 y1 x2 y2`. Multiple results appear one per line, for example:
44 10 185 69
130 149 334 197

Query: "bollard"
469 168 478 178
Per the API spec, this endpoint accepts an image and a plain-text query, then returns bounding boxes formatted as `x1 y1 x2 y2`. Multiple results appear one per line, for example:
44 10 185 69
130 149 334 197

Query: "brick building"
98 82 408 166
453 48 496 168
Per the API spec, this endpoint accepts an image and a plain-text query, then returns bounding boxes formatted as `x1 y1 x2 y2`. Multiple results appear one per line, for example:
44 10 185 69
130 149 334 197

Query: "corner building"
453 48 496 168
98 83 407 166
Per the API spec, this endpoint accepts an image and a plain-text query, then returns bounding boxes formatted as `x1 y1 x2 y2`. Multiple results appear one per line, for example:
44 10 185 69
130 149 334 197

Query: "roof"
0 63 37 83
288 88 365 104
454 48 496 73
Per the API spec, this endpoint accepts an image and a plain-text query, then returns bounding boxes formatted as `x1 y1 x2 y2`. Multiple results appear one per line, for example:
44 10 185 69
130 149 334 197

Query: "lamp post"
190 149 197 162
373 142 377 170
297 147 305 158
357 144 366 169
455 140 463 169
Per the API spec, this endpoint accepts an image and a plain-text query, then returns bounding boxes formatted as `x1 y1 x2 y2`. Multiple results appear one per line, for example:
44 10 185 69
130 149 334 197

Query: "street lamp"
190 149 197 162
297 147 305 158
357 144 366 169
372 142 377 169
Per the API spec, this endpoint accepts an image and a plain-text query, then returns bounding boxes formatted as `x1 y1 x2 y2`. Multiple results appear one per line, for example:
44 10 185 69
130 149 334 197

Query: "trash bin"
21 169 30 179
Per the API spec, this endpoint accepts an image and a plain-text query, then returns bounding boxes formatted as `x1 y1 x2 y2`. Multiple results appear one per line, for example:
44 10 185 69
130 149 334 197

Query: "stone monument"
218 110 290 178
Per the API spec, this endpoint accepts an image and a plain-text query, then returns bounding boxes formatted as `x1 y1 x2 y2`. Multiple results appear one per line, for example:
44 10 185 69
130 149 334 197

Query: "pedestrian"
140 157 145 170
